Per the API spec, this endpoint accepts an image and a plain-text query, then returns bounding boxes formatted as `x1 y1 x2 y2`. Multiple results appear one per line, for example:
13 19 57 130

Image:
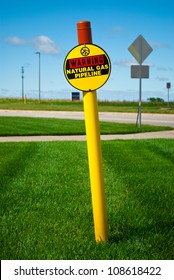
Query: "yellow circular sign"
63 44 111 91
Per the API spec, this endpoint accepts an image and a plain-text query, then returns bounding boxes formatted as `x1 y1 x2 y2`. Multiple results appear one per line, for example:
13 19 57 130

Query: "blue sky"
0 0 173 101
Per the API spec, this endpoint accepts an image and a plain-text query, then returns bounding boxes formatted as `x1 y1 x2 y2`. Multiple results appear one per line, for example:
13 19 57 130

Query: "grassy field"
1 139 174 260
0 98 174 113
0 116 173 136
1 99 173 259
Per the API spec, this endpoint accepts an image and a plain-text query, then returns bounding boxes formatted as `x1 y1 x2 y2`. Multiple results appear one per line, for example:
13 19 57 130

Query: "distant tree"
156 97 164 102
147 97 164 102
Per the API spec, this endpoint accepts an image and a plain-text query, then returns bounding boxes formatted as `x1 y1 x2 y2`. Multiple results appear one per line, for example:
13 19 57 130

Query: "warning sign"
64 44 111 91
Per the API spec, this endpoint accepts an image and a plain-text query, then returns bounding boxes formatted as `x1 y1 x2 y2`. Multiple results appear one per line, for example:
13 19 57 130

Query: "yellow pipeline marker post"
63 21 111 242
83 89 108 242
24 95 26 104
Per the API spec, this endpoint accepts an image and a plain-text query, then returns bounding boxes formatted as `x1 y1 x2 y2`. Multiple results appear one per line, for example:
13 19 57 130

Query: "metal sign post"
138 36 143 128
128 35 153 128
138 62 142 128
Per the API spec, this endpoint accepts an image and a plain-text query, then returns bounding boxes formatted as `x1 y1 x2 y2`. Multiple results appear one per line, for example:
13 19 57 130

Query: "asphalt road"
0 110 174 127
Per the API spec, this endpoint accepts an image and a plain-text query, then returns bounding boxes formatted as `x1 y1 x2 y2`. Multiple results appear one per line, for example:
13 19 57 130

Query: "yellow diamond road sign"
64 44 111 91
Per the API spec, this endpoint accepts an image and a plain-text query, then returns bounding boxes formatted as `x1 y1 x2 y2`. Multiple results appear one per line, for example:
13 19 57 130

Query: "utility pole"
21 66 24 100
35 52 41 102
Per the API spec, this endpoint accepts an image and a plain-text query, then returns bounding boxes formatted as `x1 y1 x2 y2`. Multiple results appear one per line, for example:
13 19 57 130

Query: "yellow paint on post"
83 90 108 242
24 95 26 104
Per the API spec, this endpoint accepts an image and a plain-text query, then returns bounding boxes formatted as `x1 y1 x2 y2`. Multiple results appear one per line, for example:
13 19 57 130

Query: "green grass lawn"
1 139 174 260
0 116 173 136
0 98 174 113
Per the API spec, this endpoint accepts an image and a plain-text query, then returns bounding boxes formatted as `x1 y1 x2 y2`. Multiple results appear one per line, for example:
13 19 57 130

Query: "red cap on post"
77 21 92 44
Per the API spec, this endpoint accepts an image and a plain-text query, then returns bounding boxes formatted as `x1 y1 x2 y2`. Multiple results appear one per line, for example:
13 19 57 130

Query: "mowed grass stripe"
0 116 173 136
1 140 174 259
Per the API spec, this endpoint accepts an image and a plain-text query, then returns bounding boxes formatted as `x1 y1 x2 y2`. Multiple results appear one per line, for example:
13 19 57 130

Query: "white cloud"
114 59 137 67
31 36 59 54
150 42 171 48
112 26 126 33
157 67 173 71
5 35 60 55
5 36 26 45
156 76 169 81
